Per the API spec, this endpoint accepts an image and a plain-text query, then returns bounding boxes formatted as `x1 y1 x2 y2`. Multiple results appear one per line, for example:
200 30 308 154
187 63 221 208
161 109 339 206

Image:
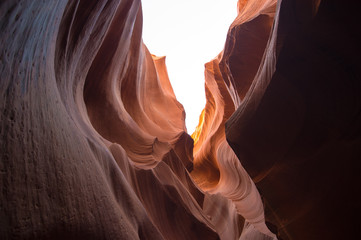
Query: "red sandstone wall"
1 0 360 239
224 0 361 239
0 1 218 239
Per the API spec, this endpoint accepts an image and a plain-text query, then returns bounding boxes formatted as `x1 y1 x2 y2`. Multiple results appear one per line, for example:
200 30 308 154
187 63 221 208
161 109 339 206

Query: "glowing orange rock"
2 0 360 239
190 0 278 238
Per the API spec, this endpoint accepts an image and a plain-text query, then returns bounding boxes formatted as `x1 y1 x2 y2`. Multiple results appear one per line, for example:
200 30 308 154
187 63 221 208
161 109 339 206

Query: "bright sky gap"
142 0 237 133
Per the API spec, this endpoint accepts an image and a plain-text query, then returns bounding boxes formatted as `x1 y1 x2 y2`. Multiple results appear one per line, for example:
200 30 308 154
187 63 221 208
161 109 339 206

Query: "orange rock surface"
1 0 360 239
191 1 278 238
0 1 216 239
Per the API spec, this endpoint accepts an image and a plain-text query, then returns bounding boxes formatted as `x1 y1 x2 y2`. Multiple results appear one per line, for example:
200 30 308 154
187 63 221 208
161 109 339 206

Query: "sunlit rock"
1 0 360 239
190 0 277 238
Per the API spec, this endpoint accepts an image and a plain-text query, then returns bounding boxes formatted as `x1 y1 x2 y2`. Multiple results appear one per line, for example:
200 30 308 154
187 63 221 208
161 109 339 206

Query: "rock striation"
193 0 361 239
1 0 360 240
1 0 216 239
191 0 278 239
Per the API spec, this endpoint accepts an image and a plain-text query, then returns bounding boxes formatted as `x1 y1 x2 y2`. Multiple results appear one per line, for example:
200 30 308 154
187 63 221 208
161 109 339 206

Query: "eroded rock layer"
0 0 218 239
192 0 361 239
1 0 360 239
191 0 278 239
223 0 361 239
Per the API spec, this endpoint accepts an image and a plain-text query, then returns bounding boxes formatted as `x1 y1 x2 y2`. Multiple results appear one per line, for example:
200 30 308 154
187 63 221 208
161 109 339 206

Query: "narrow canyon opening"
142 0 237 133
1 0 360 240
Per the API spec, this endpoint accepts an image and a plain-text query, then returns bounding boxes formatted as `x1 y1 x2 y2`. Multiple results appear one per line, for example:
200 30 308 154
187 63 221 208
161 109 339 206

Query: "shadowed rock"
1 0 360 239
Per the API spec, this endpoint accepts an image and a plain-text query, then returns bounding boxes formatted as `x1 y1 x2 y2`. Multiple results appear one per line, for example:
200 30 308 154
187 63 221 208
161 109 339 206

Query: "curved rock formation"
1 0 360 239
192 0 361 239
0 0 216 239
223 0 361 239
191 0 278 238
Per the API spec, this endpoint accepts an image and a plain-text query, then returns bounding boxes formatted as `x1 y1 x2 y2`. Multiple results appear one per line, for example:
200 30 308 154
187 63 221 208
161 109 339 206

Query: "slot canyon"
1 0 360 239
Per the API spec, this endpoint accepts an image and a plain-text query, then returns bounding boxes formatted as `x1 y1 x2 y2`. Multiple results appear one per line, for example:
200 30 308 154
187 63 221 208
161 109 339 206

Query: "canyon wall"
0 0 218 239
223 0 361 239
1 0 360 239
191 0 278 238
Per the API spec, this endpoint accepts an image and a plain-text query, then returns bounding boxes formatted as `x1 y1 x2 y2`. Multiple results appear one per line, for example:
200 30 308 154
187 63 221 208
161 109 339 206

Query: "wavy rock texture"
192 0 361 239
1 0 360 240
0 0 217 239
191 0 278 239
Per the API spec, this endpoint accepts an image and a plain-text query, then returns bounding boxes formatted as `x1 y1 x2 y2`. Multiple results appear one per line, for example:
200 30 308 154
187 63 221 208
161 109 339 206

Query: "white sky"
141 0 237 133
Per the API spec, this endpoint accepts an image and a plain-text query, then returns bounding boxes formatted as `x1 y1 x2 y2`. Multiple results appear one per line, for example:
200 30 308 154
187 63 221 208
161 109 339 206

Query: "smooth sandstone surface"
1 0 360 240
1 1 217 239
191 0 278 238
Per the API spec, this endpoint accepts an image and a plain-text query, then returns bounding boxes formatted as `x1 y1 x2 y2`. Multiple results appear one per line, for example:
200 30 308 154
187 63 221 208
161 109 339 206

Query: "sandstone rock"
0 1 217 239
2 0 360 239
225 0 361 239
